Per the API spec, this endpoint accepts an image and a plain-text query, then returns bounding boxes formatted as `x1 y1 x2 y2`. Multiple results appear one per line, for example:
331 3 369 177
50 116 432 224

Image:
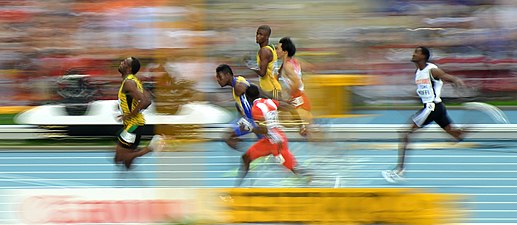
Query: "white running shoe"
148 135 165 152
381 170 405 184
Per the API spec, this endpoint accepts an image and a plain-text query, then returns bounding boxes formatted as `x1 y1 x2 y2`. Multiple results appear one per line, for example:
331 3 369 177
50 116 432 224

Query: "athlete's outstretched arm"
297 57 316 73
431 67 465 87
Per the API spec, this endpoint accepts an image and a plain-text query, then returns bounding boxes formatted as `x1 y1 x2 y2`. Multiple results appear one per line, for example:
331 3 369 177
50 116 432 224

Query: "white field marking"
334 176 341 188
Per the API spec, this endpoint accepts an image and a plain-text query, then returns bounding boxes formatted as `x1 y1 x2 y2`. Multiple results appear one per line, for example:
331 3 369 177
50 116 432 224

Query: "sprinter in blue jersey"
216 64 260 149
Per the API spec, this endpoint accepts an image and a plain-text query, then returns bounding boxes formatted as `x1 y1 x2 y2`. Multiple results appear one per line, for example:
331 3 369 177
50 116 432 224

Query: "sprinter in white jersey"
382 46 467 183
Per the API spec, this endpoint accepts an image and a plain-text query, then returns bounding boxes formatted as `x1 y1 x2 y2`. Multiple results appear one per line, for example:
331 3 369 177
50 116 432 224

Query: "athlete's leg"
383 122 419 183
115 126 163 169
236 153 252 186
236 138 273 186
274 140 312 183
397 123 419 173
115 145 152 169
397 104 436 173
268 134 297 171
435 104 466 141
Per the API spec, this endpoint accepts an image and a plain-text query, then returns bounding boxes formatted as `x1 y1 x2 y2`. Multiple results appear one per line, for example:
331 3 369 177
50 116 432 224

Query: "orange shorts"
291 92 311 111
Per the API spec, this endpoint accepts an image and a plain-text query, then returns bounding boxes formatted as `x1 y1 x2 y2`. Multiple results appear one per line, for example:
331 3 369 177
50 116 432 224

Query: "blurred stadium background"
1 0 517 109
1 0 517 224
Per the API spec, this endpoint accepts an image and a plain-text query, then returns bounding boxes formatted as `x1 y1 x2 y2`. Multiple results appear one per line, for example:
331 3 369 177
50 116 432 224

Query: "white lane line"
4 153 517 160
459 202 517 204
470 210 517 212
464 194 517 196
0 171 229 174
316 170 517 173
4 162 517 166
0 155 237 159
1 154 517 160
0 174 88 186
2 177 517 182
357 185 517 188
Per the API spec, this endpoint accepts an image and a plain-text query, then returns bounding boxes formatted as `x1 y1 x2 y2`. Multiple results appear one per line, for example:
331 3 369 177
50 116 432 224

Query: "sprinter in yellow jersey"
252 25 282 100
114 57 163 169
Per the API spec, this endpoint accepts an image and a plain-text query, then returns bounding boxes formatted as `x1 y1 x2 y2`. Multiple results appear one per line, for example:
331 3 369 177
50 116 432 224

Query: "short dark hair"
130 57 140 74
258 25 271 36
279 37 296 57
417 46 431 62
245 83 260 101
216 64 233 76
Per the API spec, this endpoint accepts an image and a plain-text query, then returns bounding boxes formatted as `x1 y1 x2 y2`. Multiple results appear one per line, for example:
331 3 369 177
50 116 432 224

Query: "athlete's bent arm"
234 82 248 96
253 48 272 77
121 80 151 120
283 62 302 90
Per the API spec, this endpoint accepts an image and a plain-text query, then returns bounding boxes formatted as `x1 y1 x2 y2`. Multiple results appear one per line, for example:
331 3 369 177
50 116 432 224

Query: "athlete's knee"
399 132 410 142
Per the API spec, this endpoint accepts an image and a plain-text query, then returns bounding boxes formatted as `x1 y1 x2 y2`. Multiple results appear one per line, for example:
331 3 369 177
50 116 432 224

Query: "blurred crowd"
1 0 517 107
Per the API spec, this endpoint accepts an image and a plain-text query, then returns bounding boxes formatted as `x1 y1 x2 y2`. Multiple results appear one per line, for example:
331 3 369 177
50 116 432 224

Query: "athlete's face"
216 72 230 87
411 48 425 62
276 43 286 58
118 58 131 75
256 29 268 44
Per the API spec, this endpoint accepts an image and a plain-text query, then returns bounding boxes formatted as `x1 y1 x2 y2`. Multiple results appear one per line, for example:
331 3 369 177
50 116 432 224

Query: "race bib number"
426 102 435 111
120 130 136 143
417 88 431 97
265 110 279 122
416 84 435 103
291 96 304 107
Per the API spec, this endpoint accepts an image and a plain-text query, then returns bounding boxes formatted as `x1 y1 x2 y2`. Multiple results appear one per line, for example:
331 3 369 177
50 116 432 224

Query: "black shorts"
117 125 143 150
412 102 452 128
